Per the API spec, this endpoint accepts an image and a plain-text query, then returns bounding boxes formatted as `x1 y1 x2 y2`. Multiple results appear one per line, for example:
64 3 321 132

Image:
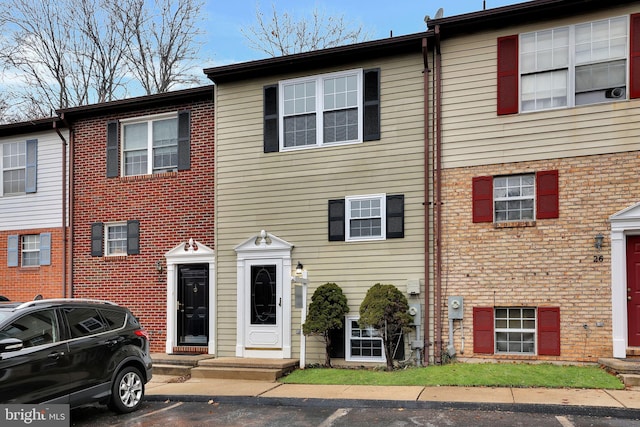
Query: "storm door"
245 261 282 349
177 264 209 346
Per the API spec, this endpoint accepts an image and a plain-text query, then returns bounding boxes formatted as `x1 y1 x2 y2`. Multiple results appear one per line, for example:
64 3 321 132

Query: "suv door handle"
48 351 64 360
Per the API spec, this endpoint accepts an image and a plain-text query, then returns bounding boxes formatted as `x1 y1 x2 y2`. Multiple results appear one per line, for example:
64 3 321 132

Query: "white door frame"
610 202 640 358
235 231 293 358
165 240 216 354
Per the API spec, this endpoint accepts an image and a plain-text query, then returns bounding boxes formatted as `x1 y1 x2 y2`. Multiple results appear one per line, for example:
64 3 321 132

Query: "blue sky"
201 0 524 66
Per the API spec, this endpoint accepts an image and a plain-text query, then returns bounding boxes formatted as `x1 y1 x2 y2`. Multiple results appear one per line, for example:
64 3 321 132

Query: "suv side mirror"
0 338 24 353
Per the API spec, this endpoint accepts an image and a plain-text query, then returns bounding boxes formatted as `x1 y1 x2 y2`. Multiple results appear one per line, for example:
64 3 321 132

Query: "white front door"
245 259 283 350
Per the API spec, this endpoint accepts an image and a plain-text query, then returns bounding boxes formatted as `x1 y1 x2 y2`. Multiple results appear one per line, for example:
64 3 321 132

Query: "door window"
251 265 277 325
0 310 58 347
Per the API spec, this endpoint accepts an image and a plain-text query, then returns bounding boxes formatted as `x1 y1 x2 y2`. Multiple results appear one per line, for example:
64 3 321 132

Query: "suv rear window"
99 309 127 330
65 307 107 338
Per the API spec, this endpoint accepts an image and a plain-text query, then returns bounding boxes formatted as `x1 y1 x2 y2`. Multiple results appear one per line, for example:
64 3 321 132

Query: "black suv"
0 298 152 413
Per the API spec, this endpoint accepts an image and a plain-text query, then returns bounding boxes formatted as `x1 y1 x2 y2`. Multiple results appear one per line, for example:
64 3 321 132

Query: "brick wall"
0 228 67 301
71 98 215 353
439 151 640 362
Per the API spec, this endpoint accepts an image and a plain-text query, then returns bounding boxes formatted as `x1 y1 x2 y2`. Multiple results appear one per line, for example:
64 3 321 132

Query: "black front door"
177 264 208 346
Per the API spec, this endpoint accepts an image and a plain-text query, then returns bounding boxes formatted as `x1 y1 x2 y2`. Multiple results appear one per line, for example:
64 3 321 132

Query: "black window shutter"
264 84 279 153
363 68 381 141
328 199 346 241
177 110 191 171
91 222 104 257
106 121 119 178
25 139 38 193
386 194 404 239
127 220 140 255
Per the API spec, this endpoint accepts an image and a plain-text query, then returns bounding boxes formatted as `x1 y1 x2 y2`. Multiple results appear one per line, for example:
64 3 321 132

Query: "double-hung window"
90 220 140 257
6 233 50 267
520 17 628 112
493 174 535 222
106 111 190 178
495 308 536 354
122 115 178 176
346 316 385 362
1 139 37 195
346 194 385 241
329 194 404 242
264 68 380 153
472 170 559 223
473 306 560 356
105 223 128 256
498 15 635 114
21 235 40 267
281 70 362 149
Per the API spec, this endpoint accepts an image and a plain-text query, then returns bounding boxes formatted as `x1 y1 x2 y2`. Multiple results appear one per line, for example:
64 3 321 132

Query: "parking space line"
318 408 351 427
126 402 184 424
555 415 575 427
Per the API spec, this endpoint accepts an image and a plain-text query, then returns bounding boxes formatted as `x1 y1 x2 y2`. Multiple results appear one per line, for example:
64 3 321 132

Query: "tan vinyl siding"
214 53 426 361
440 4 640 169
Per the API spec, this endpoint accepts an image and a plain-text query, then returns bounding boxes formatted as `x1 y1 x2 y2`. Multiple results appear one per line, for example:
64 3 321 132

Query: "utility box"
406 279 420 295
408 303 421 326
448 296 464 319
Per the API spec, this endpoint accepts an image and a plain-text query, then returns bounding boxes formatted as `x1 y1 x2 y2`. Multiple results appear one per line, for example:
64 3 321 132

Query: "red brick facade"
70 91 215 352
439 151 640 362
0 228 68 301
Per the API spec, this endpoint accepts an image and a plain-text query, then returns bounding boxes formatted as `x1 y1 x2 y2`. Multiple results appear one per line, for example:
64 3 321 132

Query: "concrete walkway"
145 375 640 418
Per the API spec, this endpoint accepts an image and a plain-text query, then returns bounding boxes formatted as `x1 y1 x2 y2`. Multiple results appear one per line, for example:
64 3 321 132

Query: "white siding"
0 129 69 231
440 4 640 169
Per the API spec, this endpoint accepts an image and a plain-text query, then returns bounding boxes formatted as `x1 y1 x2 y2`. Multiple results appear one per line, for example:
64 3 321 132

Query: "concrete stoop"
151 354 299 382
599 357 640 387
151 353 215 377
191 357 300 382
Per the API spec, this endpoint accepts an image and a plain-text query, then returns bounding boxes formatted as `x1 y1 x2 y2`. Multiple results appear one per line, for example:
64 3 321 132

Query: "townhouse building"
426 0 640 362
205 35 431 365
58 86 215 354
0 119 69 301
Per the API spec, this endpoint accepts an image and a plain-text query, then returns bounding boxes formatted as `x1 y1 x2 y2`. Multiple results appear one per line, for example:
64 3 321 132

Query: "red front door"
626 236 640 346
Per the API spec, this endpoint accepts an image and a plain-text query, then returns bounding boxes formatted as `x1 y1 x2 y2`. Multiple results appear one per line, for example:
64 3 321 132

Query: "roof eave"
57 85 214 122
205 32 433 84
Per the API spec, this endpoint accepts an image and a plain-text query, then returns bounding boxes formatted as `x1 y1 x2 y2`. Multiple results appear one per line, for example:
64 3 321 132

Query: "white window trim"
1 141 26 196
493 174 536 223
346 194 386 242
21 235 40 267
104 222 127 257
345 315 386 363
519 15 629 112
120 112 178 176
278 68 363 151
494 307 537 355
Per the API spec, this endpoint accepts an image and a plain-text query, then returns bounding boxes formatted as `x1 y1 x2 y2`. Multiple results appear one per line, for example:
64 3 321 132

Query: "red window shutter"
536 170 559 219
630 14 640 99
473 307 494 354
472 176 493 223
538 307 560 356
497 35 519 115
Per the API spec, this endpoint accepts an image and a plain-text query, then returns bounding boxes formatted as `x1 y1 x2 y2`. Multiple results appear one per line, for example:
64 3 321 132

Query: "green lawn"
280 363 625 389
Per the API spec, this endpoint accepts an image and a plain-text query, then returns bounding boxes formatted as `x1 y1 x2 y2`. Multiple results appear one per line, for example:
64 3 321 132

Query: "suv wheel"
109 366 145 413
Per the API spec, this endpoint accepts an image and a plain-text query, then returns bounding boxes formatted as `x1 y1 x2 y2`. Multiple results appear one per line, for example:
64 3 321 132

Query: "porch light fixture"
594 234 604 250
155 260 163 273
296 262 304 276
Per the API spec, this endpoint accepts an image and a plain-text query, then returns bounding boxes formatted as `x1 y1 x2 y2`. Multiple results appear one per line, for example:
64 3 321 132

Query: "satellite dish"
434 8 444 19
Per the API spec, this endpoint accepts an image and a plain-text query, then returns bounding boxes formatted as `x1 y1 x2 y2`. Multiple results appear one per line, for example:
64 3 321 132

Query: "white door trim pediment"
609 202 640 358
235 230 293 358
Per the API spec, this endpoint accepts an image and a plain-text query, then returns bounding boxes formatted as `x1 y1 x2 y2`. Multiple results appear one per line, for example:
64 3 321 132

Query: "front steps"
191 357 299 381
599 356 640 387
151 354 299 382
